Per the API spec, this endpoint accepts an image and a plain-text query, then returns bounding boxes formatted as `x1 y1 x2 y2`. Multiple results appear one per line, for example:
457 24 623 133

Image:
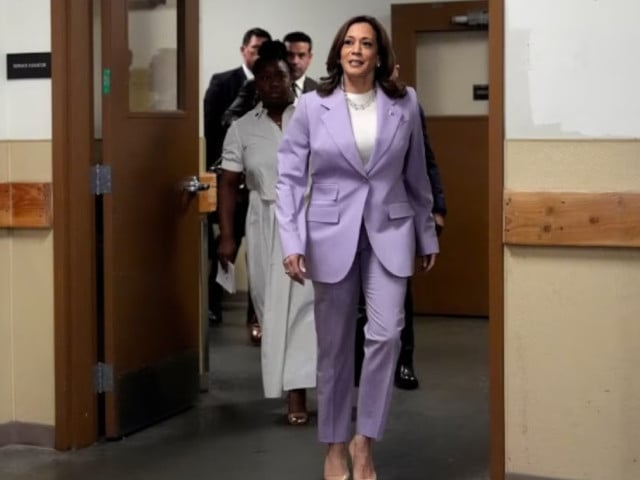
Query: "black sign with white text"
473 84 489 101
6 52 52 79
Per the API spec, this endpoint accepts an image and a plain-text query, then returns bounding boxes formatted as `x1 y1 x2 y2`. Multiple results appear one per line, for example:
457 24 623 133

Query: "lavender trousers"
312 226 407 443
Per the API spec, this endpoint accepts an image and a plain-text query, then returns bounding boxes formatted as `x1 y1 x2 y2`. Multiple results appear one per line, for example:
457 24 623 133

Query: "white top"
220 103 295 200
345 90 377 165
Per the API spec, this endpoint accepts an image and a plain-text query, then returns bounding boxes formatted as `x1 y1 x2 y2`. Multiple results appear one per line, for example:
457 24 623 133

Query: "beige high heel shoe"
324 445 350 480
349 440 377 480
324 474 350 480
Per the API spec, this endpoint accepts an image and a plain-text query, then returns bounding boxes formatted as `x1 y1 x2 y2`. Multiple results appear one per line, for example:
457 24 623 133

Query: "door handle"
183 176 210 193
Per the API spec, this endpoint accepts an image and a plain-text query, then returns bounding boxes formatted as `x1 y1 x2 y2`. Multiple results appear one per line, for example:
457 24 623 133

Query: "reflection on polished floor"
0 302 489 480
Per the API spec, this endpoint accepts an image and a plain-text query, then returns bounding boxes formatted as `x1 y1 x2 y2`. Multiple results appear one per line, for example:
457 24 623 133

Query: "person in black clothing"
203 27 271 340
222 31 318 128
355 96 447 391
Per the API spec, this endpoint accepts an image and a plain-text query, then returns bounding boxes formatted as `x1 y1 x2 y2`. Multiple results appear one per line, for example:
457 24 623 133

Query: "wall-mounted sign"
6 52 51 80
473 84 489 101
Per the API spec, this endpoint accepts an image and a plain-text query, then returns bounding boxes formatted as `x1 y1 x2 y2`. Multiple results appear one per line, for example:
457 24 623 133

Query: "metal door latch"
182 176 210 193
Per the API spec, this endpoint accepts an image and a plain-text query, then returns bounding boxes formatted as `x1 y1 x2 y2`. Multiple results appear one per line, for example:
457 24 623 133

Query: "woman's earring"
376 60 381 68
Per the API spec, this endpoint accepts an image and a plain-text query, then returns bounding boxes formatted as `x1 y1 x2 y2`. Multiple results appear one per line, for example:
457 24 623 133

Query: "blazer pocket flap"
388 202 415 219
311 183 339 202
308 206 340 224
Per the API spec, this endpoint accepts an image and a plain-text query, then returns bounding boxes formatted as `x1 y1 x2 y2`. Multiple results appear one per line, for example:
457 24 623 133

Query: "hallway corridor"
0 304 489 480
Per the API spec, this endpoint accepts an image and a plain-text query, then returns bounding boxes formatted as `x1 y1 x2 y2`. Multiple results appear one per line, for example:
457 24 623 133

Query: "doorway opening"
53 1 505 478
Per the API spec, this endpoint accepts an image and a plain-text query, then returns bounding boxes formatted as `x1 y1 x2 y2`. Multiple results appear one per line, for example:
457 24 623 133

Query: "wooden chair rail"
504 191 640 247
0 182 53 229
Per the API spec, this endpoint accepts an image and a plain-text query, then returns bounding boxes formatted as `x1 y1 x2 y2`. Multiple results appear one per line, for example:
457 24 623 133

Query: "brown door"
392 1 489 316
100 0 201 437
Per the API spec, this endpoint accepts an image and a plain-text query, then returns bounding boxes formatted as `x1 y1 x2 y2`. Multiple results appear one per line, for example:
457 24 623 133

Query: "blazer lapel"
366 90 404 174
320 89 367 177
303 76 317 93
235 66 247 86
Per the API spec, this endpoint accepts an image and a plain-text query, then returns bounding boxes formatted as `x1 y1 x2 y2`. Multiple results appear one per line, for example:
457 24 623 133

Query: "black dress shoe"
208 309 222 325
395 364 419 390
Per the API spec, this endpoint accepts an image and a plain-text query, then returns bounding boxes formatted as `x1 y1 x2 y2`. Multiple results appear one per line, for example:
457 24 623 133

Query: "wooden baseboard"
0 182 53 229
0 421 55 448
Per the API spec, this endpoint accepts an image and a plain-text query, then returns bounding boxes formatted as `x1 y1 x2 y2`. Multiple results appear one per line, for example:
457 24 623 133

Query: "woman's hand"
420 254 437 272
217 236 237 272
283 254 307 285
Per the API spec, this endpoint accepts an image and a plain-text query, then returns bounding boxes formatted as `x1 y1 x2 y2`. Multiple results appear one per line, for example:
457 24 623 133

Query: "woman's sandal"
287 412 309 426
248 321 262 346
287 389 309 426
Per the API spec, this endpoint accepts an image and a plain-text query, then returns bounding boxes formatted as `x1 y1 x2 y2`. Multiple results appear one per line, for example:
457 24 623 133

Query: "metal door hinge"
91 165 112 195
93 362 114 393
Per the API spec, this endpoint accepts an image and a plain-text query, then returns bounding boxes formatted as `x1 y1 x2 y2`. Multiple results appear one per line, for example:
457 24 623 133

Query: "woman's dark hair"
253 40 290 76
317 15 406 98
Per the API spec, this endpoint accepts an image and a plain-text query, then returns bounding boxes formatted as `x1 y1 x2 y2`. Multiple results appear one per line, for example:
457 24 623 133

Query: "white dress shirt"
242 63 254 81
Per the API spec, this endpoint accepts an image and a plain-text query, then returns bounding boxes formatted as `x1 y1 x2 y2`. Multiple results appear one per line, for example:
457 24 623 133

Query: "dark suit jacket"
203 66 247 169
418 104 447 216
222 76 318 128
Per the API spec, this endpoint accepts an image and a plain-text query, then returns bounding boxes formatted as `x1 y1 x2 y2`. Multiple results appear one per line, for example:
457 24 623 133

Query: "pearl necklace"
345 89 376 111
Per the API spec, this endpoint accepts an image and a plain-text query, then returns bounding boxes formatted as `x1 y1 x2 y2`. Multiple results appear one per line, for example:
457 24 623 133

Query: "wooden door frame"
391 2 504 479
52 0 202 450
51 0 506 468
52 0 99 449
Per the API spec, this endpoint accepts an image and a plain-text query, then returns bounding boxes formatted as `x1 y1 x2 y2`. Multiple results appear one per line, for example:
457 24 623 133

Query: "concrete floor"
0 306 489 480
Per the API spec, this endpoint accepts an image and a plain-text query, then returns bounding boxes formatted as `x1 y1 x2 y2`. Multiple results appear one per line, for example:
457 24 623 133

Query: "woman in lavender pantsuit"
275 16 439 480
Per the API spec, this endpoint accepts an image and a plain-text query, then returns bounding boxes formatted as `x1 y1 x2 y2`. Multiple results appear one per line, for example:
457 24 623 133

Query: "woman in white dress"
217 41 316 424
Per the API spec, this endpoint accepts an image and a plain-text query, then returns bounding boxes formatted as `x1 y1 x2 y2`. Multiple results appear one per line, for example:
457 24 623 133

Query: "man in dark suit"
283 31 318 99
204 27 271 170
222 31 318 126
203 27 271 330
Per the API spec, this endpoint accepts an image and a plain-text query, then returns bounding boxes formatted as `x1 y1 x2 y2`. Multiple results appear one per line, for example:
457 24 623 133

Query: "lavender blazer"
275 86 439 284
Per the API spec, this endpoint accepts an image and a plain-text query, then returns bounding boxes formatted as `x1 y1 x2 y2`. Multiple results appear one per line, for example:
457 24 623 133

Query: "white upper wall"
4 0 639 141
506 0 640 139
0 1 7 139
0 0 52 140
1 0 463 140
200 0 461 133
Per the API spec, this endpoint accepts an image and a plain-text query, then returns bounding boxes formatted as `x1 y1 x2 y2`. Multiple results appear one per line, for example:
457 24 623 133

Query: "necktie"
293 83 301 105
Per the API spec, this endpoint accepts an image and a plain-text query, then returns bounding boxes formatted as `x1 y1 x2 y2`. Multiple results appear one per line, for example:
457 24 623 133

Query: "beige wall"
416 30 488 116
506 0 640 477
504 140 640 480
0 141 55 427
0 143 12 424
